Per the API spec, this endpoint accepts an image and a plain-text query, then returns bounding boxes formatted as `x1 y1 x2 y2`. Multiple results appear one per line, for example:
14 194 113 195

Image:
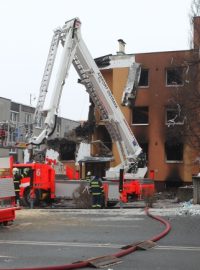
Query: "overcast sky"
0 0 193 121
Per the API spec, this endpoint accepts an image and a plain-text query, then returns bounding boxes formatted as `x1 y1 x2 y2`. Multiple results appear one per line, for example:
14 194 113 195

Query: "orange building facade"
90 17 200 190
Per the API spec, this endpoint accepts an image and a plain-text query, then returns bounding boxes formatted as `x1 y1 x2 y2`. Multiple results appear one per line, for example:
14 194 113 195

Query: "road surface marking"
0 255 15 258
0 240 121 248
0 240 200 251
155 245 200 251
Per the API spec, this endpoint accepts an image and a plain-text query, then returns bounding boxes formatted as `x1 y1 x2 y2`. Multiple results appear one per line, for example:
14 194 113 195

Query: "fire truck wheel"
3 221 8 226
24 187 40 207
20 198 27 207
107 201 118 207
101 195 106 208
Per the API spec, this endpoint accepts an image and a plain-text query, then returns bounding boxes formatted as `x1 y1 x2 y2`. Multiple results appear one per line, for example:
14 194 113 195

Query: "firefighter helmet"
24 168 30 175
12 167 19 174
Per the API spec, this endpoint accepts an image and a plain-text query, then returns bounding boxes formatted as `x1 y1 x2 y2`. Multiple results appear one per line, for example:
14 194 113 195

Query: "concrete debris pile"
176 201 200 216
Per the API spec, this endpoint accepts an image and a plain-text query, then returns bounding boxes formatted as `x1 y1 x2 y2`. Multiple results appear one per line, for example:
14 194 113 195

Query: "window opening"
138 69 149 87
166 107 184 126
166 68 183 86
165 141 183 162
132 107 149 125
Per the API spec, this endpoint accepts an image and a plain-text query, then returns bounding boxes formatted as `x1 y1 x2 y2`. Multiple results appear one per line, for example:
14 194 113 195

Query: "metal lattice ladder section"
73 55 122 143
33 28 62 126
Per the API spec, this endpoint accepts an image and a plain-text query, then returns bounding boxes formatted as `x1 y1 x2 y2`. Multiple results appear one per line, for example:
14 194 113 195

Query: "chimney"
117 39 126 55
193 16 200 49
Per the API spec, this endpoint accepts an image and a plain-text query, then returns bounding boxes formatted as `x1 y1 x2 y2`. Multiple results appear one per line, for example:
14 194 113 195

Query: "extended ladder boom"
73 36 142 165
33 28 62 127
31 18 146 176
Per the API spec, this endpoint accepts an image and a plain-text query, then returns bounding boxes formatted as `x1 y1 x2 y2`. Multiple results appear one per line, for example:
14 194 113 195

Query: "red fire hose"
0 207 171 270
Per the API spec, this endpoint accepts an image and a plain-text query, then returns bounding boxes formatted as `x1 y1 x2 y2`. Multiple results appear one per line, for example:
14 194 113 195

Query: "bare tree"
189 0 200 48
163 0 200 162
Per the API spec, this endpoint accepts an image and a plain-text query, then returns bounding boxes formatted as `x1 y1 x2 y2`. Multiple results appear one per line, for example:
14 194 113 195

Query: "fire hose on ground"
1 207 171 270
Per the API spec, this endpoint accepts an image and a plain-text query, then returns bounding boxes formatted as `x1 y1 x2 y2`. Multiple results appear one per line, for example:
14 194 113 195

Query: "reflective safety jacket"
89 178 104 195
13 174 22 192
85 176 91 182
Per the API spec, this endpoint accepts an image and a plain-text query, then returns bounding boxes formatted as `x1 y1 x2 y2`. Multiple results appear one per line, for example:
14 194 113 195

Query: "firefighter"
89 176 104 208
22 168 30 178
12 168 22 204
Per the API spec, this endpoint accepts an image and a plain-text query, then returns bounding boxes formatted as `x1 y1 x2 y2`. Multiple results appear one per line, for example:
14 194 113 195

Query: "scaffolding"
0 121 32 149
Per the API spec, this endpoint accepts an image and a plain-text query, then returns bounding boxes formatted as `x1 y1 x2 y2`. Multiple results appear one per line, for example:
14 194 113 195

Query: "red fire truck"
14 162 55 206
0 157 18 226
13 162 154 207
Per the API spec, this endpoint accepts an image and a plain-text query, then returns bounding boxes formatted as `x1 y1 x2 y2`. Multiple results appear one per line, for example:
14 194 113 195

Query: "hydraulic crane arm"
31 19 79 144
31 18 147 177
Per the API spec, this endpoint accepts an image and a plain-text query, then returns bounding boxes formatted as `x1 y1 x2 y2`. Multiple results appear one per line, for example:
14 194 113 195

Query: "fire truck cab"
13 162 55 206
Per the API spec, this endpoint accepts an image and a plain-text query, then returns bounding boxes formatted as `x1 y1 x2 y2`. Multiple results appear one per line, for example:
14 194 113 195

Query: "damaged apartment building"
83 16 200 190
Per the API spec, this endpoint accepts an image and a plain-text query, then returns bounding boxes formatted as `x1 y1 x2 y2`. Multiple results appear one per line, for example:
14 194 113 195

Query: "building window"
36 117 43 129
10 111 19 123
132 107 149 125
9 127 18 143
64 125 69 133
165 141 183 162
56 124 61 136
25 113 32 124
57 124 60 133
166 68 183 86
138 69 149 87
140 142 148 161
165 107 184 126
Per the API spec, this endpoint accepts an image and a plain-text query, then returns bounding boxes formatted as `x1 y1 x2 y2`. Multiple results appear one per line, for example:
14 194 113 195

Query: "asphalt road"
0 206 200 270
